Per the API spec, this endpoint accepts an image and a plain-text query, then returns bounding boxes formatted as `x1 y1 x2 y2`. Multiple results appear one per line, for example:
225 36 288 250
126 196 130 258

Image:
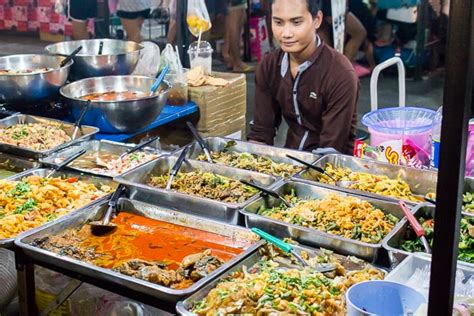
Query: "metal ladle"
89 185 126 236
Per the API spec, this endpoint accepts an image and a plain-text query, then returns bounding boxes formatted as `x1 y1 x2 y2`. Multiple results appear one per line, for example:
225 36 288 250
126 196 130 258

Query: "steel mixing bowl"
0 54 72 104
60 75 170 133
45 39 143 81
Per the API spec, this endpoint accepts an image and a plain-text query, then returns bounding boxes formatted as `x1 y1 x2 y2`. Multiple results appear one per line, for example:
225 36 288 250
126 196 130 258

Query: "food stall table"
14 248 177 315
95 102 198 142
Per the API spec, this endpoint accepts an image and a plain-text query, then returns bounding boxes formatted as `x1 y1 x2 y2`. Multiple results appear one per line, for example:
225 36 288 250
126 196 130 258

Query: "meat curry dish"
32 212 254 289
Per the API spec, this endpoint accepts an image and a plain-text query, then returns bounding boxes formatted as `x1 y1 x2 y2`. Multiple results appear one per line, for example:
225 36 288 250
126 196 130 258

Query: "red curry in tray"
33 212 253 289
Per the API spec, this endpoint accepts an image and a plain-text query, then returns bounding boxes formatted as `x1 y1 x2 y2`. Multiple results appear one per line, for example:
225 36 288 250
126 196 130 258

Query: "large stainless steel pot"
60 75 169 133
45 39 142 80
0 54 72 104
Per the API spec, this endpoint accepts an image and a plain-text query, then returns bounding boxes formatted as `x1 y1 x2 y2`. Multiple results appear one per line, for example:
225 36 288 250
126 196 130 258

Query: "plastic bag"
186 0 212 37
131 41 161 78
159 43 184 82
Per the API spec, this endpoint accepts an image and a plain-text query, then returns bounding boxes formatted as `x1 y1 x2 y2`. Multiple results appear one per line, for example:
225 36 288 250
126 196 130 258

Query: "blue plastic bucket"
346 280 426 315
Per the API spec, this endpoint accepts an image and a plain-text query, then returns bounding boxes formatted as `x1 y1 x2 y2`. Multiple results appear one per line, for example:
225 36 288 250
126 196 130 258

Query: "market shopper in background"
222 0 255 72
68 0 97 39
248 0 359 154
117 0 152 42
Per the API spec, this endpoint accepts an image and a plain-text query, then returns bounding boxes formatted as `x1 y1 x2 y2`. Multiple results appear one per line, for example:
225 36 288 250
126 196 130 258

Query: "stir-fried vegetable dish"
33 212 253 289
195 141 304 177
462 192 474 214
191 244 384 315
400 216 473 264
0 123 71 151
0 176 112 239
148 171 258 203
316 163 422 202
258 191 399 244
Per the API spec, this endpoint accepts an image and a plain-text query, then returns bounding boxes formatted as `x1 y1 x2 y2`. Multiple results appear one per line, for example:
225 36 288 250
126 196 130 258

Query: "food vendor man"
248 0 359 154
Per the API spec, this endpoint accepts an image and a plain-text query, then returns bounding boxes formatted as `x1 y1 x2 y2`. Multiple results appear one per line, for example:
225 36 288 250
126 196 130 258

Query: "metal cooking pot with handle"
60 75 170 133
45 39 143 81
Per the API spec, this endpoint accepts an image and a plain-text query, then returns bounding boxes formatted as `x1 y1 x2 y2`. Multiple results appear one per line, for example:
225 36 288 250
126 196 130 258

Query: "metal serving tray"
0 153 40 179
184 137 320 176
382 204 474 267
0 114 99 159
115 155 281 210
40 139 164 178
0 168 116 249
176 242 385 315
385 253 474 301
15 198 263 303
293 154 438 204
241 180 406 262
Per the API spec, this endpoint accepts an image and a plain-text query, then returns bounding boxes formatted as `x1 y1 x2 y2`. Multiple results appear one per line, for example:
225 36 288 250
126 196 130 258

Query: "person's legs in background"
117 9 151 42
120 16 145 42
71 19 89 40
69 0 97 39
223 0 254 72
343 12 367 62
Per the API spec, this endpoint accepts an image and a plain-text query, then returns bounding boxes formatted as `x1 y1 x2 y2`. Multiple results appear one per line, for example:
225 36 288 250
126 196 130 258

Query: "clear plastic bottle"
431 106 442 169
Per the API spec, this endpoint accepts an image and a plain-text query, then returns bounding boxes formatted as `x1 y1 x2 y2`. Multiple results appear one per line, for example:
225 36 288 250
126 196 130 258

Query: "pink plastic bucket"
362 107 436 166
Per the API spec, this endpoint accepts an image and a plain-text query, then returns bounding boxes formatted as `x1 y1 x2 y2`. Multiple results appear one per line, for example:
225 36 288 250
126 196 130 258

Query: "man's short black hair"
270 0 322 17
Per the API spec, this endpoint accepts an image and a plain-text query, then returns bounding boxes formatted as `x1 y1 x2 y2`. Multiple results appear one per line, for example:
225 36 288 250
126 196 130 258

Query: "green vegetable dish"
190 244 384 315
400 216 474 264
463 192 474 214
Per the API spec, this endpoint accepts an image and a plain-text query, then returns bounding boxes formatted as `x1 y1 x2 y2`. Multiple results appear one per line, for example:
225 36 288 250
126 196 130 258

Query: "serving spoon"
90 184 126 236
46 149 87 178
71 100 90 140
240 179 292 208
186 121 213 163
165 147 188 190
399 201 432 254
149 65 169 96
286 154 355 188
95 136 159 169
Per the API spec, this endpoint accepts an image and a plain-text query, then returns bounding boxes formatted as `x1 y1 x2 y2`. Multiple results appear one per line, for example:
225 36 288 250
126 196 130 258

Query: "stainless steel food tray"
40 139 164 178
176 242 385 315
241 180 407 262
293 154 438 204
0 168 116 249
0 153 40 179
462 176 474 217
115 155 281 210
183 137 320 176
15 198 263 303
382 204 474 267
0 114 99 159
